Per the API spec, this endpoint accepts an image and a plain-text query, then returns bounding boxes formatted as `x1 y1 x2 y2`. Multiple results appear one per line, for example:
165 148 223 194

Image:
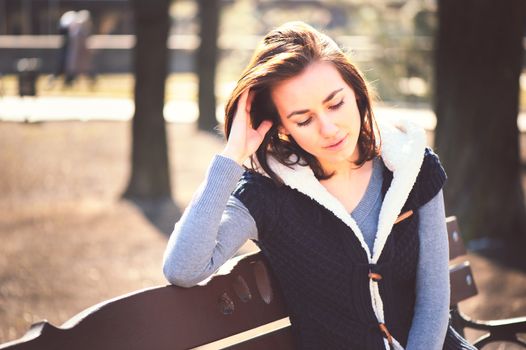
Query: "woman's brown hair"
224 21 379 184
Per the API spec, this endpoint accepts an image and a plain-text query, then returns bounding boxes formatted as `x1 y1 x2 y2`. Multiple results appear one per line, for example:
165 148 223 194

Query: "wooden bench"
446 217 526 348
1 216 525 350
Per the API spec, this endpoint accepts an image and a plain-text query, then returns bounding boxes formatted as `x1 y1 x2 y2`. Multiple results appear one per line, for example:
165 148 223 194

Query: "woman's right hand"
221 89 273 165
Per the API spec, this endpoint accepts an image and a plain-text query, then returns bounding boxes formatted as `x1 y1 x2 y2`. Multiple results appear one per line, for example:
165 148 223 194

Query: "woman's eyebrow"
286 87 344 119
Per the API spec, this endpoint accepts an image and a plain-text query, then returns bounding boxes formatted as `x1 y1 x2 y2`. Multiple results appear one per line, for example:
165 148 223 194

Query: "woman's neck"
319 146 362 177
319 158 374 213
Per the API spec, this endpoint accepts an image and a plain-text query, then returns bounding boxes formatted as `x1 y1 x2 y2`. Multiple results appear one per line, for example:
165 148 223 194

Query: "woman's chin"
318 148 357 169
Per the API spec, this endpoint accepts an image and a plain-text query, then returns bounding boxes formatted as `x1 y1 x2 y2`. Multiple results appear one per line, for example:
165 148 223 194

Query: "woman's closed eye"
329 99 344 110
297 117 313 127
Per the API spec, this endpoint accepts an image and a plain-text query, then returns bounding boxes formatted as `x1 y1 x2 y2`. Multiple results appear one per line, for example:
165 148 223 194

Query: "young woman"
162 21 475 350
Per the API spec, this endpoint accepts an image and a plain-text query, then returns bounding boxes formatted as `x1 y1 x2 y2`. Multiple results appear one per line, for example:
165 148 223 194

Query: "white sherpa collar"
263 118 427 262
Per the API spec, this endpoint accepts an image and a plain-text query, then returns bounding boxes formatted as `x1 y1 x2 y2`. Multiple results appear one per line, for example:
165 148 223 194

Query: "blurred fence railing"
0 34 382 74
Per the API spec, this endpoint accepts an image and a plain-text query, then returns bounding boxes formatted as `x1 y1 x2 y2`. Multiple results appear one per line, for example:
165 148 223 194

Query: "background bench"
1 216 525 350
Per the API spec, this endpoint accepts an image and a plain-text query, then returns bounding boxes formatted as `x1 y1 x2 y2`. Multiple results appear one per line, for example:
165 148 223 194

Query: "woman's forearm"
162 155 258 287
406 190 450 350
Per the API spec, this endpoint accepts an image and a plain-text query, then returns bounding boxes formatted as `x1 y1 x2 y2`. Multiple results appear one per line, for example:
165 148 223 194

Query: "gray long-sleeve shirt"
163 155 450 350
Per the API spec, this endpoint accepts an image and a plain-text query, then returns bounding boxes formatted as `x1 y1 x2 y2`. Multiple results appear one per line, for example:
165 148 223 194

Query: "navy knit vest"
233 148 474 350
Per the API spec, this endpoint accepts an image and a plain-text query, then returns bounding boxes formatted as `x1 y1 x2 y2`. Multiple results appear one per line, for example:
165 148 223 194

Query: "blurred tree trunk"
124 0 172 199
197 0 220 132
434 0 526 250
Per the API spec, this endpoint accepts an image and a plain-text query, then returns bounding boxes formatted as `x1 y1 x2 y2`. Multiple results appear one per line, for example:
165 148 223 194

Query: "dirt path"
0 121 524 348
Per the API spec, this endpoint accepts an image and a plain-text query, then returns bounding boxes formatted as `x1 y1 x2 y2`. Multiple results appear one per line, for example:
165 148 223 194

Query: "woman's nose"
318 113 338 137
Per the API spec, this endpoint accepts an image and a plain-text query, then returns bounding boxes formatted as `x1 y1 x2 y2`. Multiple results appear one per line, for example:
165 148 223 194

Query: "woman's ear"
277 125 290 141
278 125 290 136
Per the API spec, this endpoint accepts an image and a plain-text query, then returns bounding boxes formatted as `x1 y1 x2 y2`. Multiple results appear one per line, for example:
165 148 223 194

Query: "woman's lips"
324 134 348 150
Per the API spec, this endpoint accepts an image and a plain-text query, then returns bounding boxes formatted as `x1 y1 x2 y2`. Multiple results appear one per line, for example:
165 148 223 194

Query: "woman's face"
271 61 362 172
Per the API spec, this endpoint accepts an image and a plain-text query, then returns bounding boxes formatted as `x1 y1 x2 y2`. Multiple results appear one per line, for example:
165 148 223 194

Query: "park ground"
0 76 525 348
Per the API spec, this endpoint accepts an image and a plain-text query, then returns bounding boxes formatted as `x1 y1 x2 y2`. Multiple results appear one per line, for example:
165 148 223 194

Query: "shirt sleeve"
405 189 450 350
162 155 258 288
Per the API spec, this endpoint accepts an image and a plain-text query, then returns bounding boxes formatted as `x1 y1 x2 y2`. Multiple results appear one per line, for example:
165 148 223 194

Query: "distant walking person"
50 11 76 85
65 10 96 86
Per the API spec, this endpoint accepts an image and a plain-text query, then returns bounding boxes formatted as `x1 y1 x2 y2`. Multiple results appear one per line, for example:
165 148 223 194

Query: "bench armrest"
450 307 526 349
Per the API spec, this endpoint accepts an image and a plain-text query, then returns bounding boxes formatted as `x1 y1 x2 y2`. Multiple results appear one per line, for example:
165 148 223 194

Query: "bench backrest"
447 216 478 306
0 216 477 350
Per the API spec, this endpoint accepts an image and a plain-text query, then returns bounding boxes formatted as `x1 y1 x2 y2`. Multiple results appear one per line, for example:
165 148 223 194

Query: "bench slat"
0 253 288 350
225 326 295 350
446 216 467 260
449 261 478 306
